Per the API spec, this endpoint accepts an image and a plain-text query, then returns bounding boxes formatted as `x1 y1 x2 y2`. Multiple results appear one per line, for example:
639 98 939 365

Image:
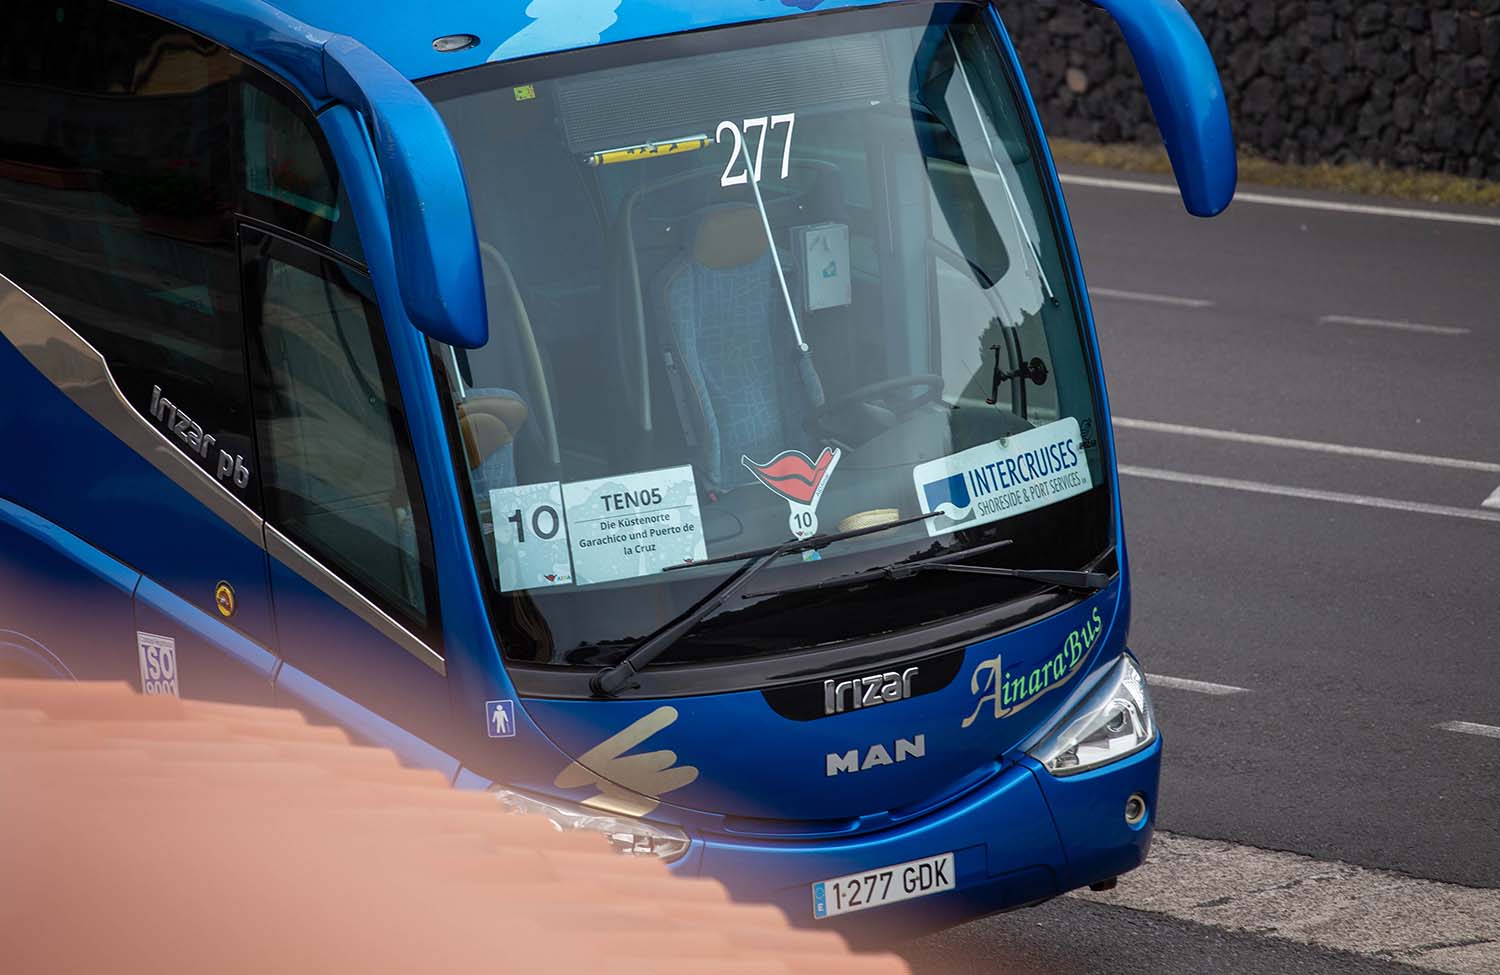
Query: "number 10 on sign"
490 481 574 592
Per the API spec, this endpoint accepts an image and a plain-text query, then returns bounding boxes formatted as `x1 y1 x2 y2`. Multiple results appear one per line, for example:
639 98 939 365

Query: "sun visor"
554 33 891 155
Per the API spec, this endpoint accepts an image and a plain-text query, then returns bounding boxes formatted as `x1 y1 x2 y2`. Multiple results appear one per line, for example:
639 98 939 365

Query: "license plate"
811 852 955 919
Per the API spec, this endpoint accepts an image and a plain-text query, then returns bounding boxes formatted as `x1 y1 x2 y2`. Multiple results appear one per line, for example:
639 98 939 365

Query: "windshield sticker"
913 417 1091 537
554 706 699 816
962 606 1103 728
589 134 710 167
490 481 574 593
742 447 842 540
717 113 796 187
562 465 706 585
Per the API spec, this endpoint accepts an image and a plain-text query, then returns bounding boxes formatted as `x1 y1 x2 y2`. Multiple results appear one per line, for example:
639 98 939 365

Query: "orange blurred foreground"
0 680 908 975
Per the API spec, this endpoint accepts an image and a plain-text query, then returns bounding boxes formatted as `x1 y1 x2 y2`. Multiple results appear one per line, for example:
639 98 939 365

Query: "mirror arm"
322 37 489 347
1087 0 1238 217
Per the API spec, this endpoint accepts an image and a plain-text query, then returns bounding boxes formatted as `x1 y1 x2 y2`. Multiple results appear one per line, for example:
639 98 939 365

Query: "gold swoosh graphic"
554 706 700 816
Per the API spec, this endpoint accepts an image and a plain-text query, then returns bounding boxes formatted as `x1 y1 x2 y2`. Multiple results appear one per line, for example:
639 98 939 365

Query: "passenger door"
241 226 454 759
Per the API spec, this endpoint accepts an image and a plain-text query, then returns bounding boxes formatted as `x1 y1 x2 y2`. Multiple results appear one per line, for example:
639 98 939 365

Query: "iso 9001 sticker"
811 851 955 919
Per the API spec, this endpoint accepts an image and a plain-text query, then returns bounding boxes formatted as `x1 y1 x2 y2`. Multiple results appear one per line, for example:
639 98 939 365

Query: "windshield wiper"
589 510 940 697
750 538 1109 598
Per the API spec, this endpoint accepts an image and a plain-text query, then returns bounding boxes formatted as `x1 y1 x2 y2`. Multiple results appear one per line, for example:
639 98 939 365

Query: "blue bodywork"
1094 0 1237 215
0 0 1235 942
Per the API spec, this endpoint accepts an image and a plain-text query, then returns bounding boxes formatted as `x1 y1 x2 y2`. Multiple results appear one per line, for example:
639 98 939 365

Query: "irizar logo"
825 735 925 776
149 385 251 489
824 666 918 715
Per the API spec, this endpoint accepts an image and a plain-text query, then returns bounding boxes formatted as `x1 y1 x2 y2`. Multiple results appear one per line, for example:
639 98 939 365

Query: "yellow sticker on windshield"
513 84 536 101
587 135 710 167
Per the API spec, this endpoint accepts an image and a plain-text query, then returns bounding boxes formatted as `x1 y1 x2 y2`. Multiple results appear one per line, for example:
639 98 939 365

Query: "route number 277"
717 113 796 187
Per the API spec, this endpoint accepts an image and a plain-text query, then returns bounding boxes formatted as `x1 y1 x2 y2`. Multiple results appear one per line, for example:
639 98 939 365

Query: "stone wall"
995 1 1500 180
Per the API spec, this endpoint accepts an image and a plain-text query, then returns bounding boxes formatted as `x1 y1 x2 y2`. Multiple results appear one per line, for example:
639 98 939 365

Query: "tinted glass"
245 229 435 632
0 0 253 495
0 0 358 504
426 3 1110 668
238 77 365 262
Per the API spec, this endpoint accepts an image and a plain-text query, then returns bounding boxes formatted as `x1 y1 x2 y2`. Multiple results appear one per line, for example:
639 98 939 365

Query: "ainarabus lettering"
961 606 1103 728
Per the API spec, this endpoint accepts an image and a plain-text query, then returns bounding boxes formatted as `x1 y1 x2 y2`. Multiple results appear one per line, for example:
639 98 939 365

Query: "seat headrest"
457 394 528 469
692 206 768 269
458 413 512 470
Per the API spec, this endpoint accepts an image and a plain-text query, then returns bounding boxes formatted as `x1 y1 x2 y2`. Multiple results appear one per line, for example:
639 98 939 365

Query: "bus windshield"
423 2 1111 669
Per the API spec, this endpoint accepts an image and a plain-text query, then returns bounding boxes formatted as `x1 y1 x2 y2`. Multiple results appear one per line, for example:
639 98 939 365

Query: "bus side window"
243 228 436 636
237 79 364 264
0 0 257 501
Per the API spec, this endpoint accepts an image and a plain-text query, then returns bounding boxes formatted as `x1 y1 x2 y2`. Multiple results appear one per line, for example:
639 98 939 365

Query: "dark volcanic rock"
994 0 1494 181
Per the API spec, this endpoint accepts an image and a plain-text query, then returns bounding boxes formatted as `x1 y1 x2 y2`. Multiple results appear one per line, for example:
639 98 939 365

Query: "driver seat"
652 205 820 492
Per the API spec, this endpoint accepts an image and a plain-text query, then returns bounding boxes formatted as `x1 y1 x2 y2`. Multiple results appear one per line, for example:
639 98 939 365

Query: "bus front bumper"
690 734 1161 945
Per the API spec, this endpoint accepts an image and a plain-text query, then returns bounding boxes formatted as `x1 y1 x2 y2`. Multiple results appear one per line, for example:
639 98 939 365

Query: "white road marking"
1113 417 1500 474
1319 314 1470 336
1119 465 1500 525
1090 287 1213 309
1483 485 1500 510
1435 721 1500 741
1146 674 1248 696
1076 832 1500 975
1060 173 1500 229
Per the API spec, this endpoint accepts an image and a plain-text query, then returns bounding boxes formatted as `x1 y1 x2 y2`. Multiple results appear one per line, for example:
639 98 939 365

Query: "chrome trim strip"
0 272 446 677
265 525 446 676
0 272 265 545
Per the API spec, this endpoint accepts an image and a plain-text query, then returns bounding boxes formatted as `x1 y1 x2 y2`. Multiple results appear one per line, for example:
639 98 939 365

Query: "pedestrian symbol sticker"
486 699 516 739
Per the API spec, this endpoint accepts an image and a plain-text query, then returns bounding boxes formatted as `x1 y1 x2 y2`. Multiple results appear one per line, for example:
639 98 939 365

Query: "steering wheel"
818 374 946 421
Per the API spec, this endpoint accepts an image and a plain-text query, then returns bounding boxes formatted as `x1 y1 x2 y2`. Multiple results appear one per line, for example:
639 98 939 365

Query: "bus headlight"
491 786 691 862
1028 654 1155 776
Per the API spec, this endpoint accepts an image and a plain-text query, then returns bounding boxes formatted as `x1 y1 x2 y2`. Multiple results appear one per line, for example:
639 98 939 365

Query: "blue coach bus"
0 0 1234 940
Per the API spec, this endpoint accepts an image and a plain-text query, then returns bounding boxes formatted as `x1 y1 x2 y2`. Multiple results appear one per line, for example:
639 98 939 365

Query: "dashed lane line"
1115 420 1500 516
1059 172 1500 229
1319 314 1470 336
1119 465 1500 525
1074 832 1500 975
1146 674 1249 696
1112 417 1500 474
1435 721 1500 741
1090 287 1214 309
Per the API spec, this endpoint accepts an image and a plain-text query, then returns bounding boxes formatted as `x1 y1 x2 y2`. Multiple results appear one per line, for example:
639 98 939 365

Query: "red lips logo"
741 447 839 505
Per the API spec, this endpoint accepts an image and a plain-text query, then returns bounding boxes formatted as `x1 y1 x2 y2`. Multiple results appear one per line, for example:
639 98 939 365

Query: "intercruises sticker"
913 418 1092 537
562 465 706 585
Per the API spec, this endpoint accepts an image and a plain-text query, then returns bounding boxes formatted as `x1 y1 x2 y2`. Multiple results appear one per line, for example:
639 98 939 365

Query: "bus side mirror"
1090 0 1237 216
323 37 489 347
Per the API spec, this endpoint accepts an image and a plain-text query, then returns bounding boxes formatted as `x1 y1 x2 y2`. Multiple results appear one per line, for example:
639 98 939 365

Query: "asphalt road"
907 169 1500 973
